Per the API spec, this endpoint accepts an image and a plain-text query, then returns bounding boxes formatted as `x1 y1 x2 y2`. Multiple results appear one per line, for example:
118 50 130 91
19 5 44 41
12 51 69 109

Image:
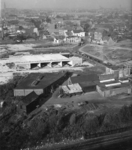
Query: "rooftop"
15 72 67 90
70 74 99 87
22 91 39 105
97 80 131 91
0 54 69 64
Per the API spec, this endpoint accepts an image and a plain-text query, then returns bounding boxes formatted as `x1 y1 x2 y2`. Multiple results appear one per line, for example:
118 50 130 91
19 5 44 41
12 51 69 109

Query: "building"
68 74 99 93
96 80 131 97
69 56 82 66
18 91 40 114
71 30 85 37
0 54 73 70
14 72 70 96
64 36 81 44
61 83 83 96
53 35 65 44
105 65 131 79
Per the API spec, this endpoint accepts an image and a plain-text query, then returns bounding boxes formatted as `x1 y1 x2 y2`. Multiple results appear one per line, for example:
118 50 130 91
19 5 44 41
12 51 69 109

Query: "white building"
71 30 85 37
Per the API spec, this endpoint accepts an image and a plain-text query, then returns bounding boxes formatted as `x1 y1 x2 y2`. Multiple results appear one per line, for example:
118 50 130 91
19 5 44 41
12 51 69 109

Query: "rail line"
35 126 132 150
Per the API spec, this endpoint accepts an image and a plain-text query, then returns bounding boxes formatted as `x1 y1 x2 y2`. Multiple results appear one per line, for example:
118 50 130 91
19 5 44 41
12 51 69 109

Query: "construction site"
81 40 132 66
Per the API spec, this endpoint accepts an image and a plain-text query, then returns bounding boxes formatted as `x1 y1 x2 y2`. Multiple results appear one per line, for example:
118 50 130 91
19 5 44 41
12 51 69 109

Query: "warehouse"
14 72 70 96
96 80 131 97
0 54 73 70
68 74 99 92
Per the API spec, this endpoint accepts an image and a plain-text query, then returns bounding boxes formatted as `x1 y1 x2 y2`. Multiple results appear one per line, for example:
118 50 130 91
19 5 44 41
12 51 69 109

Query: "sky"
3 0 132 9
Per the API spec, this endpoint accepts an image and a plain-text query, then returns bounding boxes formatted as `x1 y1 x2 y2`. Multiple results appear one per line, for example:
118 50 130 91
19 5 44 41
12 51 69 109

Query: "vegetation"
0 100 132 150
0 76 132 150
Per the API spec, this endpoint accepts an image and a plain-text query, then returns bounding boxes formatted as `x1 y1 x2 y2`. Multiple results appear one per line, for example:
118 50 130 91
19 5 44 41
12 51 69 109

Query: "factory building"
96 79 131 97
0 54 74 71
14 72 70 96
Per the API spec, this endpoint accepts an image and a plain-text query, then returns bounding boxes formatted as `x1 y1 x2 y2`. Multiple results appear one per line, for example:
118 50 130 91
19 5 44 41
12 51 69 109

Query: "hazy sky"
4 0 132 9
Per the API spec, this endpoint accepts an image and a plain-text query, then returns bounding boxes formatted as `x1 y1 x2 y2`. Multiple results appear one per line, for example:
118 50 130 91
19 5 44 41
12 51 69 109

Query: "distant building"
53 35 65 44
64 36 81 44
14 72 70 96
71 30 85 37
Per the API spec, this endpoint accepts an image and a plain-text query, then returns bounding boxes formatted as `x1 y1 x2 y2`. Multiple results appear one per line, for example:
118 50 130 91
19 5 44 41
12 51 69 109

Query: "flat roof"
97 80 131 91
0 54 69 64
15 72 67 90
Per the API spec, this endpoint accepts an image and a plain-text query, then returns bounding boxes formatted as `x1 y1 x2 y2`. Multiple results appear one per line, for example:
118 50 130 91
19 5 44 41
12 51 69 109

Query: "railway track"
39 127 132 150
59 130 132 150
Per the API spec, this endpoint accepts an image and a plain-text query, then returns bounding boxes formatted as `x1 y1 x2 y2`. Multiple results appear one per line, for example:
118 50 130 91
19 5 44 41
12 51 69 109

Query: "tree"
83 23 90 33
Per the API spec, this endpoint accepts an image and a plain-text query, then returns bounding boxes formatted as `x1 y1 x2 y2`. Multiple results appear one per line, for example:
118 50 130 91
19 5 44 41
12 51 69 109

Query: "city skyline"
2 0 132 10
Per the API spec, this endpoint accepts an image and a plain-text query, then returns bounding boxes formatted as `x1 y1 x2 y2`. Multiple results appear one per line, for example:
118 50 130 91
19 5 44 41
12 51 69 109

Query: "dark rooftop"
15 72 67 89
70 74 99 87
22 91 39 105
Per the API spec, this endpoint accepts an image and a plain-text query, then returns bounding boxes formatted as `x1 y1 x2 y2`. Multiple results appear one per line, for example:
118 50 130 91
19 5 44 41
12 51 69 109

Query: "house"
64 36 81 44
59 30 68 37
18 91 40 114
71 30 85 37
53 35 65 44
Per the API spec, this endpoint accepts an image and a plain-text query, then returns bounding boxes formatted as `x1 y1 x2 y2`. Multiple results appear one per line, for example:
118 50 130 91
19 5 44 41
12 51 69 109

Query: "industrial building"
68 74 99 93
96 79 131 97
14 72 70 96
0 54 73 70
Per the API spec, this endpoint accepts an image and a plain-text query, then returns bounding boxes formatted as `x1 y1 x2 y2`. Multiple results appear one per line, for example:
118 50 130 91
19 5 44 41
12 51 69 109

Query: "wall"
14 89 43 96
104 87 131 97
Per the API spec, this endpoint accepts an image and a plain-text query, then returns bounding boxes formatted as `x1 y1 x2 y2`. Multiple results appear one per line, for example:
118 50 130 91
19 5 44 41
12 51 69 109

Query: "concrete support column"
49 62 52 68
38 63 41 67
59 62 62 67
